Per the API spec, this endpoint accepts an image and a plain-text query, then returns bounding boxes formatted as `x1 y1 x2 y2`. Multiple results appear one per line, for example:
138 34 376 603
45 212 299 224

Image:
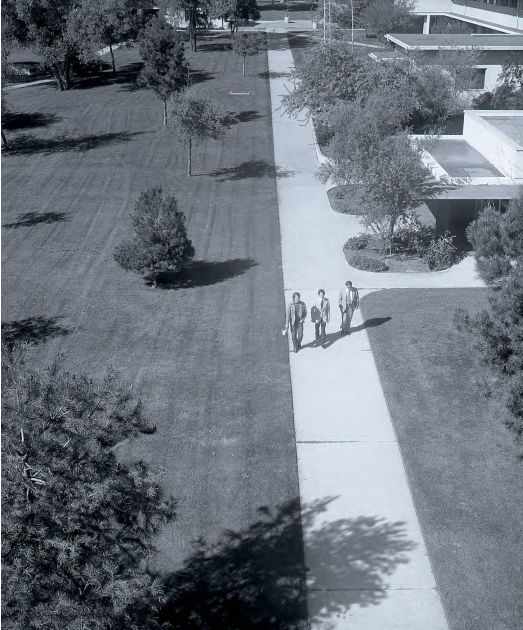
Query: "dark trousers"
315 320 326 343
290 321 303 351
341 306 354 335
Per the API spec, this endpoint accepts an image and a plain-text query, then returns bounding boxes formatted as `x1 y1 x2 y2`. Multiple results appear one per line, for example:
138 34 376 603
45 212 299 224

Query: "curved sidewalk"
268 34 451 629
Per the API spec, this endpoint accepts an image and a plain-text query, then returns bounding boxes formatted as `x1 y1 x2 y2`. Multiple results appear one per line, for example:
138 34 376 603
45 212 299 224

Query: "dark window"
473 0 518 8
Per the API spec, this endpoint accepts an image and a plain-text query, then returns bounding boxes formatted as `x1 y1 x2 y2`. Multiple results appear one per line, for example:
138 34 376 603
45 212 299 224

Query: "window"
473 0 518 8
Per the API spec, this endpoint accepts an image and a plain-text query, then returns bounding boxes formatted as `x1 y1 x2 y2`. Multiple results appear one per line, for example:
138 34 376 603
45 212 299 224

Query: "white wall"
464 110 523 179
412 0 522 32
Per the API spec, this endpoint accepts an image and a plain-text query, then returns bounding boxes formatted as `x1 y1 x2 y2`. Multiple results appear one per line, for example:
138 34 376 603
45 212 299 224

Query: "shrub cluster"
424 232 458 271
347 254 388 272
344 234 369 250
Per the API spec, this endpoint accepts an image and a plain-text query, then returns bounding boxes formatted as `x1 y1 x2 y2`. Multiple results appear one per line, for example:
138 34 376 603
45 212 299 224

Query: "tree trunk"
110 44 116 73
1 129 8 148
163 100 168 126
188 137 192 176
52 64 66 91
242 56 245 77
388 217 397 256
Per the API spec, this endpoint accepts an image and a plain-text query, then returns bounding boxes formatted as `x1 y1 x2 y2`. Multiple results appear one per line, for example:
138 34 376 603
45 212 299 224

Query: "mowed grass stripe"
2 37 301 572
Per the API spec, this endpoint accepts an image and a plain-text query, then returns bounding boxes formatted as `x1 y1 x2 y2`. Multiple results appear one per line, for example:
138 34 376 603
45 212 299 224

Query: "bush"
337 200 361 215
114 187 195 284
347 254 388 272
424 232 458 270
344 234 369 250
393 220 434 254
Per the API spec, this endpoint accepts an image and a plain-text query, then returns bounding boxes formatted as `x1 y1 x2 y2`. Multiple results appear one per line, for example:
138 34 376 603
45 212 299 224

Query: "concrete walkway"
268 34 453 629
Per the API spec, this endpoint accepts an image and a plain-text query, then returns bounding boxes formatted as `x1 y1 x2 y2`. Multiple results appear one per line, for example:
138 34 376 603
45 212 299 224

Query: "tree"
431 17 473 35
1 345 176 630
166 91 231 176
473 53 523 111
2 0 79 90
280 41 374 122
230 32 265 77
68 0 139 74
114 187 195 284
359 0 415 35
455 190 523 442
137 18 188 125
158 0 211 52
357 135 433 254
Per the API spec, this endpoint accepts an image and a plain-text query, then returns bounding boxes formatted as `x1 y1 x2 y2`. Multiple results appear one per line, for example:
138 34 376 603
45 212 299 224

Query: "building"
413 0 523 35
384 33 523 91
412 110 522 241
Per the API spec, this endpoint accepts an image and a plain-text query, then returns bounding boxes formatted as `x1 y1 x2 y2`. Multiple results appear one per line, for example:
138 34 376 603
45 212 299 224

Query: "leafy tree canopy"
137 18 189 123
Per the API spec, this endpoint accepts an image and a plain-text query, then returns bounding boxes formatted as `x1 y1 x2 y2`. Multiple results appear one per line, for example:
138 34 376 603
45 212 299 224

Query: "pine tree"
1 345 176 630
114 187 195 284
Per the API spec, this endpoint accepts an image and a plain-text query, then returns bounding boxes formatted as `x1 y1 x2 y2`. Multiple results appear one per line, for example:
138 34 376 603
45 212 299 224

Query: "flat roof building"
384 33 523 90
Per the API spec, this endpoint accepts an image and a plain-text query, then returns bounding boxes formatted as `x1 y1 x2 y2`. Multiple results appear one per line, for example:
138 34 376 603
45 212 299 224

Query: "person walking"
338 280 360 336
285 292 307 353
311 289 330 346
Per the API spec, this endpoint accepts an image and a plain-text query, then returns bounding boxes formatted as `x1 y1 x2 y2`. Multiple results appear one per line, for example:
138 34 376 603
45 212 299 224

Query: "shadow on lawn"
155 258 259 289
2 316 71 347
2 111 61 131
229 110 266 124
71 62 145 91
3 131 146 157
189 69 215 85
258 70 291 80
3 211 70 229
210 159 295 181
156 497 416 629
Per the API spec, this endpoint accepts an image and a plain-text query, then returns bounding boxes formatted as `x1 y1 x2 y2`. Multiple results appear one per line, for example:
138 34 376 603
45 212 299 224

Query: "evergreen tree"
114 187 195 284
456 189 523 443
137 18 189 125
1 345 176 630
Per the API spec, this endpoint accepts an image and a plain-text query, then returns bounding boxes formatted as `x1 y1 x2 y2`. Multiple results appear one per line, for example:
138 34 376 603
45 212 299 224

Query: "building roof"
385 33 523 50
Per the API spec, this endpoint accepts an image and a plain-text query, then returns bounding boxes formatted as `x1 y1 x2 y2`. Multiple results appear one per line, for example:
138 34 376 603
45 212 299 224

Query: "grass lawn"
361 289 523 630
258 0 317 22
2 34 304 607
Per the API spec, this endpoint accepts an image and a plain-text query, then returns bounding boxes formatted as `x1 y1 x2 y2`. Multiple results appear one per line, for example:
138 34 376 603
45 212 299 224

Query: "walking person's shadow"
300 318 391 351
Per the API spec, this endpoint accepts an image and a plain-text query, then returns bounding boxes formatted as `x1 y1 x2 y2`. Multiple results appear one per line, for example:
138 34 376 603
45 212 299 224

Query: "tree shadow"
2 111 61 131
197 39 232 53
71 62 145 91
3 131 146 157
156 497 416 628
209 159 295 181
229 110 266 124
2 211 70 229
258 70 291 80
154 258 259 289
189 69 215 85
2 316 71 347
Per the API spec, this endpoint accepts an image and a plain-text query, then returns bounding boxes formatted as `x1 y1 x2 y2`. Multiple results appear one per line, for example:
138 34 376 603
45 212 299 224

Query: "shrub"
337 200 361 215
393 220 434 254
114 187 195 284
424 232 458 270
344 234 369 250
347 254 388 272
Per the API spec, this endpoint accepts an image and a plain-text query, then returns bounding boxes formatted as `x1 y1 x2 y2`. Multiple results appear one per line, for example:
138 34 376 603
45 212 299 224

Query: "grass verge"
361 288 523 630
